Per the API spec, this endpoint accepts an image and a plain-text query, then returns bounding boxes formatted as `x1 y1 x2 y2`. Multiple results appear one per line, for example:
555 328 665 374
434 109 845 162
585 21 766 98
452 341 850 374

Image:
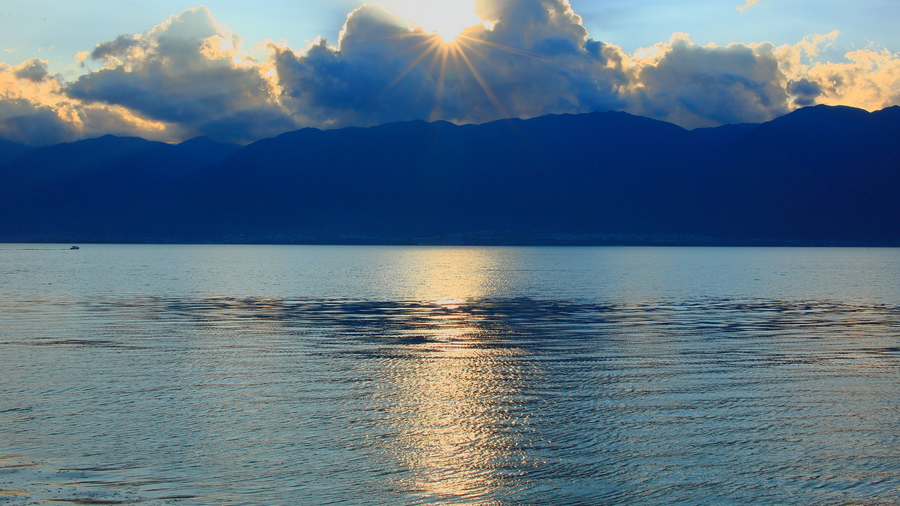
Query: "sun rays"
378 23 551 121
371 0 556 120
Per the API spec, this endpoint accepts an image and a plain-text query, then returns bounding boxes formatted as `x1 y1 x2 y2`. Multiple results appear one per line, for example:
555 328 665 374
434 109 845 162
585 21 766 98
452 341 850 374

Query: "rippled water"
1 245 898 505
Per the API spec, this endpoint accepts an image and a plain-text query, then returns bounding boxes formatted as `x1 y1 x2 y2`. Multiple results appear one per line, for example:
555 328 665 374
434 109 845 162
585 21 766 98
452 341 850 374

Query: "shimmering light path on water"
1 246 898 505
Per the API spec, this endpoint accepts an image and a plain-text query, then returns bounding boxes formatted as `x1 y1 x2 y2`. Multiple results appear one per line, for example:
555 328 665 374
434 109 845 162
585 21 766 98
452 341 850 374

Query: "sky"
1 0 898 145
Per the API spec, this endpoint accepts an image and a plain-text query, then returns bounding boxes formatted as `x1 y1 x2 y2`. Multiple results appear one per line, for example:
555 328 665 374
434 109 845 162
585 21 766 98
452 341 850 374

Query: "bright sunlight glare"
395 0 482 42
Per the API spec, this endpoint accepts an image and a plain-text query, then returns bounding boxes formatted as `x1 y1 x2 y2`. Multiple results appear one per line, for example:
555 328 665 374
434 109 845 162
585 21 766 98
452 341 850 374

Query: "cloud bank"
1 1 899 145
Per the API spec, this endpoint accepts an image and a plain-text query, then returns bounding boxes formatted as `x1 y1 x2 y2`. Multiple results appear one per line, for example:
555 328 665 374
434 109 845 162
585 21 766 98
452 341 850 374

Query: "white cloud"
0 59 171 145
65 6 296 144
0 3 898 145
620 34 791 128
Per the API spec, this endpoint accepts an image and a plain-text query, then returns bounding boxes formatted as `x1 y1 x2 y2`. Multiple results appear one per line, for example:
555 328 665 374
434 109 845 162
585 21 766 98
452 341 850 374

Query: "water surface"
1 245 898 505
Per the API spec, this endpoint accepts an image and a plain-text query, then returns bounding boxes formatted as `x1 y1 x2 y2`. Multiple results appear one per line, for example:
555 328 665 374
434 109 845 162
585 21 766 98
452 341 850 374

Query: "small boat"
70 246 80 250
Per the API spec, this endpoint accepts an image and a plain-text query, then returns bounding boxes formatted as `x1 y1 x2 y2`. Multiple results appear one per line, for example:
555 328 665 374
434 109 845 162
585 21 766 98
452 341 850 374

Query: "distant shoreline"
2 237 898 248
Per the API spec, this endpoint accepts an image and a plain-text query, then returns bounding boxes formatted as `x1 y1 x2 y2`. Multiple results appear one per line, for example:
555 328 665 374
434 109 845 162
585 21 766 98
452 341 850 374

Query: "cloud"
0 60 78 144
809 48 900 109
787 78 823 107
12 59 50 82
466 0 627 117
0 101 74 146
90 35 142 62
0 3 899 145
272 6 443 127
622 34 791 127
776 34 900 111
274 0 626 127
736 0 760 14
0 59 172 145
65 6 295 144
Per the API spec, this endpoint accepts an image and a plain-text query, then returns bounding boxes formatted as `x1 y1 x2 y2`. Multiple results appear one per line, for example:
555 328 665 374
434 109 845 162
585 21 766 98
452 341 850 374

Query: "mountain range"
1 104 898 245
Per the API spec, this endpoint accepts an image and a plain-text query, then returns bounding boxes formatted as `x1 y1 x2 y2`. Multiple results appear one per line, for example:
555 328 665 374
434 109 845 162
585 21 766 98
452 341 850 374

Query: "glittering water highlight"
1 245 898 505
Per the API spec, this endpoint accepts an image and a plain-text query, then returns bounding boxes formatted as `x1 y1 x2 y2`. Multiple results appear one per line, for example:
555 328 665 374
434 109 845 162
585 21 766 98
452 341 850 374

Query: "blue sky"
3 0 895 78
1 0 898 144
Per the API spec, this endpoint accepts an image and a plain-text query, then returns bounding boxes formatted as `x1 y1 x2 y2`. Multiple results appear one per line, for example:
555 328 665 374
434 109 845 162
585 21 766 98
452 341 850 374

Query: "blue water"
1 245 898 505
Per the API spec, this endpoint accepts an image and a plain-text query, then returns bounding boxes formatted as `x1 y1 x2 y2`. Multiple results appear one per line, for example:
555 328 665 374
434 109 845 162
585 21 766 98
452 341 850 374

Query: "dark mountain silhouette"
706 105 900 242
0 135 239 240
173 136 242 165
171 112 700 241
0 138 34 168
0 105 897 245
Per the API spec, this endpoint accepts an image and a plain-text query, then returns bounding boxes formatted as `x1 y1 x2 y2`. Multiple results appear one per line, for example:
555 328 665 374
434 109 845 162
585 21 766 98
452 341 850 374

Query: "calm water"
1 245 898 505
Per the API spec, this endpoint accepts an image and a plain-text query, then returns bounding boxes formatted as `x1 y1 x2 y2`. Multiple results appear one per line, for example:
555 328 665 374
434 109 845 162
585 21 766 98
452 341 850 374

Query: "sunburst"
378 15 550 121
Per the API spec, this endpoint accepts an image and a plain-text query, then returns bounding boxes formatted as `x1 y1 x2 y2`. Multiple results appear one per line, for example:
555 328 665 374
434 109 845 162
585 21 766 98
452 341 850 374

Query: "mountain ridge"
1 105 897 245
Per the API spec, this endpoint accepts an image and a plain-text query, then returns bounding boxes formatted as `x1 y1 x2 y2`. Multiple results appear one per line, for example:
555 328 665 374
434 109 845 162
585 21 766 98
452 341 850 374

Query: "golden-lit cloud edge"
1 1 898 145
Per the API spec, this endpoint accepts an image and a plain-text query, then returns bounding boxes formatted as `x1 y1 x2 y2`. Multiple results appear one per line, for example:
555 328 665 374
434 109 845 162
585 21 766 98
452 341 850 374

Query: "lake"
1 245 898 505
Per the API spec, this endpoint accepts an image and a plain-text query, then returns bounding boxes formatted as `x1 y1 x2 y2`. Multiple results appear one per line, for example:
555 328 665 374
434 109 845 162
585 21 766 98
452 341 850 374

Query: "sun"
381 0 546 122
394 0 482 42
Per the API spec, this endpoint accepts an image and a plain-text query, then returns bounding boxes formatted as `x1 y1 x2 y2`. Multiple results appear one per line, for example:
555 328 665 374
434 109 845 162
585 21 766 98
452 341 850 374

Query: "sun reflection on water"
374 248 536 501
5 246 900 504
383 325 533 501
